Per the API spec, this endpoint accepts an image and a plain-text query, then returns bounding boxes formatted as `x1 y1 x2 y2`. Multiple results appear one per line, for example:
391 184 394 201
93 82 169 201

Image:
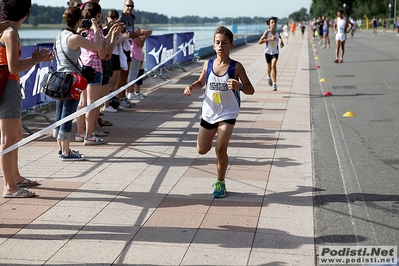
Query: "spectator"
117 0 136 108
67 0 82 7
75 2 109 145
372 16 377 36
117 0 151 107
97 10 123 130
382 18 386 33
322 18 330 48
318 16 324 45
129 34 150 100
53 6 104 160
127 15 152 100
103 9 129 112
0 0 53 198
333 8 353 63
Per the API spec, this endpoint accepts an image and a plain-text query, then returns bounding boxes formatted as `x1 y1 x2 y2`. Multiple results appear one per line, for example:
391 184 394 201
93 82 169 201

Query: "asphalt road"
308 30 399 264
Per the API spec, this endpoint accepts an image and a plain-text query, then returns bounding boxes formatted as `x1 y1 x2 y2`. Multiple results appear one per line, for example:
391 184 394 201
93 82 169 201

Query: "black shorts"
265 53 279 64
102 76 110 85
111 54 121 71
200 118 236 130
124 50 132 63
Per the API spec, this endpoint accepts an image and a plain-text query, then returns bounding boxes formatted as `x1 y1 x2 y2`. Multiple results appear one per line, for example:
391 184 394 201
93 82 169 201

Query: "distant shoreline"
20 23 219 30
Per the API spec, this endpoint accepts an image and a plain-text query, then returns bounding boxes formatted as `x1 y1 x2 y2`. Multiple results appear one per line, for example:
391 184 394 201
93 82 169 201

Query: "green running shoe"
212 181 227 198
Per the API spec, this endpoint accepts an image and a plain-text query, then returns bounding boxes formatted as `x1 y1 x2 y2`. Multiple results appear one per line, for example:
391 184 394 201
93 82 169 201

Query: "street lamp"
395 0 397 29
343 3 346 14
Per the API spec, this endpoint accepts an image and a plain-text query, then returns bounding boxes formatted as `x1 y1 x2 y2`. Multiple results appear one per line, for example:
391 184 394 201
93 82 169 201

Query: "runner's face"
270 20 276 28
213 34 232 55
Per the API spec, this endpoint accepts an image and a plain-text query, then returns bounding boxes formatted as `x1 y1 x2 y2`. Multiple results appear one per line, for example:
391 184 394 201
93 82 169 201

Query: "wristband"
239 83 244 91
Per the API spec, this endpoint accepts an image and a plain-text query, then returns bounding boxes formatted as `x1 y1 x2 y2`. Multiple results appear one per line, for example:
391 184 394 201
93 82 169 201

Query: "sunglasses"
125 4 134 8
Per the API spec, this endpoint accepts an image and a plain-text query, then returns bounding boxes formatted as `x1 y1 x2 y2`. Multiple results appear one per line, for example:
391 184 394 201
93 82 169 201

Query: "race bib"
271 42 275 47
213 92 222 104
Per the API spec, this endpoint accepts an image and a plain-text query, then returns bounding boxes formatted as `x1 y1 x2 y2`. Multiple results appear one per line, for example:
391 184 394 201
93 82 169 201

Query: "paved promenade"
0 32 314 265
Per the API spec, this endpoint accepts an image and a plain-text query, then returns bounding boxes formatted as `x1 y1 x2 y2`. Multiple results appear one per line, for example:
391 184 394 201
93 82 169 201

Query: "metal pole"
395 0 397 28
389 4 391 29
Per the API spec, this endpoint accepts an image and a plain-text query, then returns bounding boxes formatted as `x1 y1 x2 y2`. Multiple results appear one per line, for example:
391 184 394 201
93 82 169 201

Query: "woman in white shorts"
334 8 353 63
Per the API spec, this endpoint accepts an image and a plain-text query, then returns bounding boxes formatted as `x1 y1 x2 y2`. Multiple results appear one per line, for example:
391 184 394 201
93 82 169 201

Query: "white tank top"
202 59 241 124
337 17 347 34
264 31 279 55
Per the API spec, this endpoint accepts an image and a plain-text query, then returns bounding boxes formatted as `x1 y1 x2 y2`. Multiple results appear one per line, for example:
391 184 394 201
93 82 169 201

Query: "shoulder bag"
42 30 92 101
41 70 74 101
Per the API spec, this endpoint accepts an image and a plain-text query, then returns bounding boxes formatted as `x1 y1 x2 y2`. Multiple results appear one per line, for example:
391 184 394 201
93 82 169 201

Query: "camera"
125 26 133 33
82 19 92 29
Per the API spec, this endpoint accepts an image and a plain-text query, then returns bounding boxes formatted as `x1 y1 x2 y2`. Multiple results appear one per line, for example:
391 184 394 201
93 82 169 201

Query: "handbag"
101 59 113 79
41 70 74 101
0 65 10 100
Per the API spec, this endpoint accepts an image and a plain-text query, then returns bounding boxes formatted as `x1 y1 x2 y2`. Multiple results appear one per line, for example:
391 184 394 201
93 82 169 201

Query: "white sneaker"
102 106 117 113
120 98 135 108
75 134 85 142
272 84 277 91
94 125 108 136
136 92 146 98
84 135 105 145
128 92 143 100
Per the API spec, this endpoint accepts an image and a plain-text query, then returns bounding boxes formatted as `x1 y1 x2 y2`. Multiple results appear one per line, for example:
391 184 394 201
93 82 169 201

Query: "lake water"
19 24 266 50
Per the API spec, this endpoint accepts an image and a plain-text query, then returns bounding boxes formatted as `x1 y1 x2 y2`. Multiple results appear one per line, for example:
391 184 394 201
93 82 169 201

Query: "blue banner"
36 43 56 104
20 42 55 110
145 34 174 70
176 32 195 64
20 45 39 110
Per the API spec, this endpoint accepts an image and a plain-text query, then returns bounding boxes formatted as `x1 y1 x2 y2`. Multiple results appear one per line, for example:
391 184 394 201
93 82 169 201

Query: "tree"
310 0 393 20
289 8 308 22
29 16 38 27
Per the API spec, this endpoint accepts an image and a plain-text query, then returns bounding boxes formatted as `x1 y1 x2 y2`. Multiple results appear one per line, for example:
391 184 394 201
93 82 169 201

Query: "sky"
33 0 312 19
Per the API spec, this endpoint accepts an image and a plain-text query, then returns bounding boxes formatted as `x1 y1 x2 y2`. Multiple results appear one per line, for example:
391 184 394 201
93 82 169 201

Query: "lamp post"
395 0 397 29
389 4 392 28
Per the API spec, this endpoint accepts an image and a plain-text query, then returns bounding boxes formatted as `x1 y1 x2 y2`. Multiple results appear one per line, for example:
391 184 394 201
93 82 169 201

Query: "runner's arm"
258 30 269 44
279 33 284 48
184 61 207 96
234 62 254 95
